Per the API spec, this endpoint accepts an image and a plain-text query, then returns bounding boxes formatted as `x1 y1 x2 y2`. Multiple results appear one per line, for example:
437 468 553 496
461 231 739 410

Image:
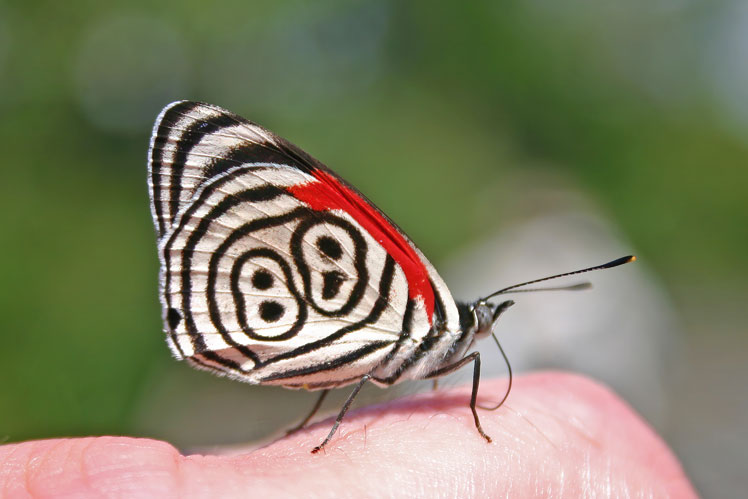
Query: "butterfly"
148 101 634 452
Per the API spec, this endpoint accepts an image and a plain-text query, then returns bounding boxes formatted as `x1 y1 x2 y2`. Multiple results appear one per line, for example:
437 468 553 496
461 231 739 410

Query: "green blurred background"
1 1 746 495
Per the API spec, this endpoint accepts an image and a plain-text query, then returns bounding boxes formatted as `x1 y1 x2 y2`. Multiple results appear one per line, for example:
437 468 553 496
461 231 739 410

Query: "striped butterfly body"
148 101 634 452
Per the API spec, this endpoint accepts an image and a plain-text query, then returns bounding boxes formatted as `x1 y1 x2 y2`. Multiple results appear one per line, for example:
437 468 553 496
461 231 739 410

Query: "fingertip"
266 372 697 498
487 371 697 497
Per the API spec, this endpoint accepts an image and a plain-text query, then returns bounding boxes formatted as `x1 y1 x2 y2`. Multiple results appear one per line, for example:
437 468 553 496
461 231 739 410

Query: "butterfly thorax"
365 301 484 387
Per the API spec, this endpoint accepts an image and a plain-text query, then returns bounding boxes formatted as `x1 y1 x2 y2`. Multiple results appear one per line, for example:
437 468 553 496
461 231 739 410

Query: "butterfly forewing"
148 101 462 389
148 101 302 241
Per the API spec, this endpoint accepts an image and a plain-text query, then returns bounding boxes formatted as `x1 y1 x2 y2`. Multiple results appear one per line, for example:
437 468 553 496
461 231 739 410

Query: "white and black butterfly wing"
149 101 316 240
148 101 462 389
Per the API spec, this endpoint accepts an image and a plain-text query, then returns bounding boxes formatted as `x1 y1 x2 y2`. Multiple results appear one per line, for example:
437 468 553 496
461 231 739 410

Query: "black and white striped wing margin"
148 101 462 389
149 101 317 240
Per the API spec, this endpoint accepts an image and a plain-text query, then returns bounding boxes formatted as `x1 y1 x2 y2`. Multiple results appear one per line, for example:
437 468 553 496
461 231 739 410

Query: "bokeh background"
1 1 746 496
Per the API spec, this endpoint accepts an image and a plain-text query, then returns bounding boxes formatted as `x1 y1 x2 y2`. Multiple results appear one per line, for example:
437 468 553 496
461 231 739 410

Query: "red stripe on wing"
288 170 435 325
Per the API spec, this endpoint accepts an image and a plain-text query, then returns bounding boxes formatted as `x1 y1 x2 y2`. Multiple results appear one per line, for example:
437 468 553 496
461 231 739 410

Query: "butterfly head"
471 299 515 339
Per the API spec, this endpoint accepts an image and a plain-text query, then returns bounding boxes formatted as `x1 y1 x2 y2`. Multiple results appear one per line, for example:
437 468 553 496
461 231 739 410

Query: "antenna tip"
603 255 636 269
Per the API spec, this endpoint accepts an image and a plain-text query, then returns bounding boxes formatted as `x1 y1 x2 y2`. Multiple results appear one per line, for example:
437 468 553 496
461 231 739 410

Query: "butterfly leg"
311 375 370 454
432 379 439 391
424 351 491 443
286 389 330 436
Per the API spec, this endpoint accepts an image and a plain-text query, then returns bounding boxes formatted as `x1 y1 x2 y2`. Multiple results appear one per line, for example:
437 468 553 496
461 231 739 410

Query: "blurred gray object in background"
443 208 680 431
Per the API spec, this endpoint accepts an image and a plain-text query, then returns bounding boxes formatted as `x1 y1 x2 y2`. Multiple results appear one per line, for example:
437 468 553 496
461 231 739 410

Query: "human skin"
0 372 696 498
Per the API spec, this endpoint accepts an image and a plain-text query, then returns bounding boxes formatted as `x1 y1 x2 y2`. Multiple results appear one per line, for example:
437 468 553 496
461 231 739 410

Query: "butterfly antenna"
501 282 593 293
479 255 636 302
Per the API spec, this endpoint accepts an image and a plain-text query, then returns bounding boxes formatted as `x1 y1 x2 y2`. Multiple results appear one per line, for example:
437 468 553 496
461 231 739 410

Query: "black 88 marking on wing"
230 247 307 341
291 214 369 318
207 211 372 343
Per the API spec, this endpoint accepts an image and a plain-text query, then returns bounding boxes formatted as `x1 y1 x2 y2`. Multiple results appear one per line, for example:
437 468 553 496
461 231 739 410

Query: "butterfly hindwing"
149 101 462 388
